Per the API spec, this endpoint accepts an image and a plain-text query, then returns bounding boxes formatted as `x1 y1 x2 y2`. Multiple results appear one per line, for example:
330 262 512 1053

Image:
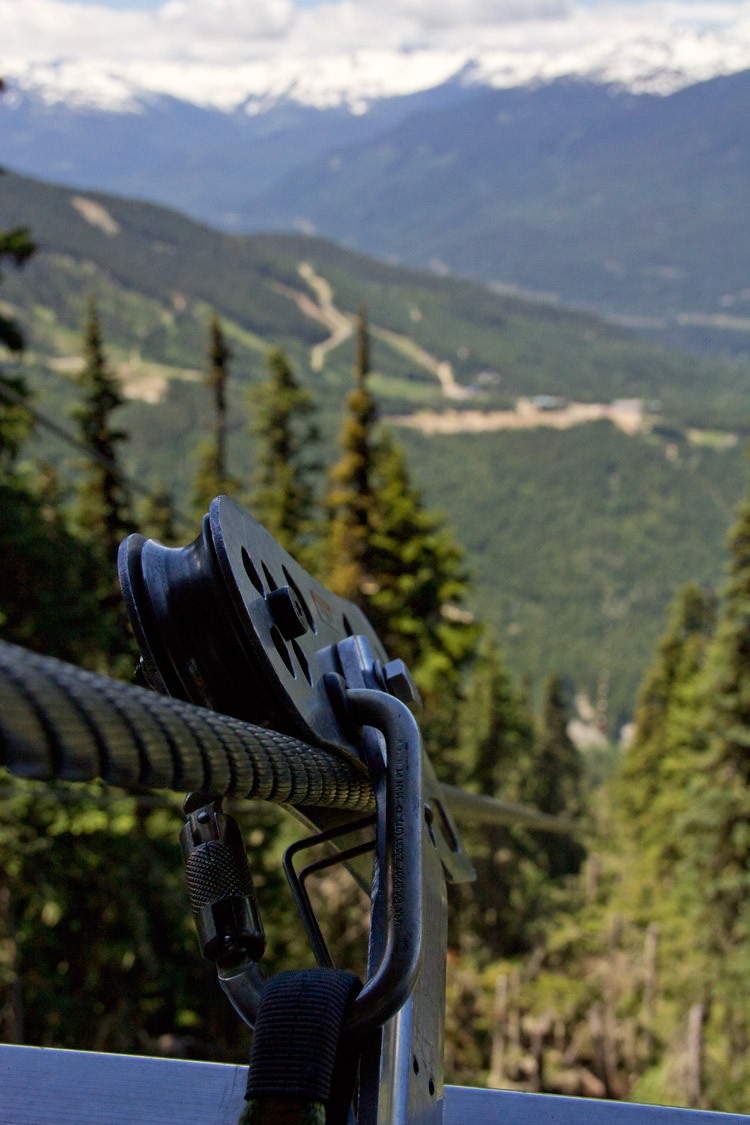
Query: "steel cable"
0 640 375 812
0 641 577 835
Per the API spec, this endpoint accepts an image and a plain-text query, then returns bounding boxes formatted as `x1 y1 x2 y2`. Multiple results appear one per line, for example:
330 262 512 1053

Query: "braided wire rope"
0 640 374 812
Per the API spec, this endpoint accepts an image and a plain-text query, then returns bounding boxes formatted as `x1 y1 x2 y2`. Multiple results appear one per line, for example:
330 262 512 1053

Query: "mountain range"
2 63 749 360
248 72 750 351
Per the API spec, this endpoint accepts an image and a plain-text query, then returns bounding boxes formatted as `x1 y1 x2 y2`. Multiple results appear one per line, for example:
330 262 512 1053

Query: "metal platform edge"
0 1044 746 1125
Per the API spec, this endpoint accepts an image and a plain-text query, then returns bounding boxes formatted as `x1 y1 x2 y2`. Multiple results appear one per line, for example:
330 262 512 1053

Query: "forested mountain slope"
0 168 746 726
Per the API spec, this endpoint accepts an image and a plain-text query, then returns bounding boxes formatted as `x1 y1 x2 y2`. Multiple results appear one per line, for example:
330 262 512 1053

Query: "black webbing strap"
240 969 363 1125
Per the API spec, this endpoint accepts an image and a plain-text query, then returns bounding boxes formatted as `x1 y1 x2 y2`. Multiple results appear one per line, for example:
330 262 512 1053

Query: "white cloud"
1 0 749 109
159 0 296 46
363 0 570 32
0 0 297 61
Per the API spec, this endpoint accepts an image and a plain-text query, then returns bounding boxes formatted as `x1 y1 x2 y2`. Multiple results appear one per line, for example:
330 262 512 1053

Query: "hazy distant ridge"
5 68 748 361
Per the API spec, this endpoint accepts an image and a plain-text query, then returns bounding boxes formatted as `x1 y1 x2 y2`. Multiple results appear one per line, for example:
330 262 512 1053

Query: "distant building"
611 398 644 412
530 394 565 411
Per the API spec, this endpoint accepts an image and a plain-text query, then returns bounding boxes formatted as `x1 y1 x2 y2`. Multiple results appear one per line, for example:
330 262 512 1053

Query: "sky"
1 0 748 109
23 0 746 10
3 0 746 58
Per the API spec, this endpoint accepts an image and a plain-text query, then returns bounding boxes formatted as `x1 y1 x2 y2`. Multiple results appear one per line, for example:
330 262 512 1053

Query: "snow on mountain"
2 0 750 114
3 51 473 114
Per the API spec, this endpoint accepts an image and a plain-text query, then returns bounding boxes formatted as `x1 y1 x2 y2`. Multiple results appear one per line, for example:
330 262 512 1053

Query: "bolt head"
266 586 308 640
383 659 420 706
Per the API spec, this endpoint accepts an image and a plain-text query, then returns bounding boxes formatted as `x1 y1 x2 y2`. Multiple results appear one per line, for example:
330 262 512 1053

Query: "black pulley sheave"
118 495 389 756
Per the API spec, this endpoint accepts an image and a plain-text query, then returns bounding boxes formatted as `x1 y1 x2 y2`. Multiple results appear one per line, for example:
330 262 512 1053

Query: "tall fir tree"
0 206 35 466
450 632 547 956
247 347 319 565
691 487 750 938
0 119 108 665
73 297 134 568
0 226 33 357
365 433 478 696
191 312 240 520
326 306 378 600
0 471 111 664
617 582 715 877
137 483 179 546
454 631 535 796
71 298 137 669
326 309 477 709
532 673 586 878
679 457 750 1091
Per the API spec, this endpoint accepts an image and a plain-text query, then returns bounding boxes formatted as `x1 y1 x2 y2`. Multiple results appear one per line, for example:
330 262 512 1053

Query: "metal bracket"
217 688 426 1044
326 635 474 887
118 496 476 1123
283 814 377 968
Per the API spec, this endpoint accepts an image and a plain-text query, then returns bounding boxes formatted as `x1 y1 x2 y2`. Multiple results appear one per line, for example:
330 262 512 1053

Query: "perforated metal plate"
119 496 388 760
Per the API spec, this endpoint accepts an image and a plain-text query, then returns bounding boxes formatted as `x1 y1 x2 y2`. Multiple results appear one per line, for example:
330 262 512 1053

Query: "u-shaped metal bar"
219 688 424 1040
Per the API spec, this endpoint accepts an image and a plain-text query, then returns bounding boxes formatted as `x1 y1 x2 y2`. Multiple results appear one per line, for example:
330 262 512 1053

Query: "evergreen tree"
453 588 720 1101
72 297 135 567
365 433 478 695
537 674 577 816
0 474 110 664
0 203 35 466
452 633 542 956
191 313 240 519
682 460 750 1087
532 674 586 878
326 310 477 704
247 347 319 565
138 484 179 546
0 106 108 666
70 298 137 670
455 632 534 796
0 226 34 355
326 306 378 601
618 582 715 876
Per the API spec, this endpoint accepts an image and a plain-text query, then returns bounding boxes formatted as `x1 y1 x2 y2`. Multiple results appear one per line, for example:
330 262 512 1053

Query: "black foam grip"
245 969 362 1107
0 640 374 811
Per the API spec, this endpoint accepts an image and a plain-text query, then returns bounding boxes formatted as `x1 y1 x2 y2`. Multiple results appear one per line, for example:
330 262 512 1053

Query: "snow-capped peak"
1 0 750 114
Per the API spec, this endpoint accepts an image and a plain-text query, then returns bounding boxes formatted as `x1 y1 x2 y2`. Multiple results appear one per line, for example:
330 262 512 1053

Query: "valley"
0 169 747 728
5 70 749 362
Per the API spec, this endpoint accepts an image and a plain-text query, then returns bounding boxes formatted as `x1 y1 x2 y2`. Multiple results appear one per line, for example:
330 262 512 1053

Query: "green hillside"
402 425 744 728
1 169 747 727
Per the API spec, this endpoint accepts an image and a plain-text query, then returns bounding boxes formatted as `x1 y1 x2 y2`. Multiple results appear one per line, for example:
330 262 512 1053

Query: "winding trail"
277 262 472 396
298 263 354 371
272 263 353 371
370 325 474 400
273 265 651 439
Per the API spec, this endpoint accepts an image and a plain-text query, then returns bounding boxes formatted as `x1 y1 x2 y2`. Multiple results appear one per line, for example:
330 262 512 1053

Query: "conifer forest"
3 80 750 1118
